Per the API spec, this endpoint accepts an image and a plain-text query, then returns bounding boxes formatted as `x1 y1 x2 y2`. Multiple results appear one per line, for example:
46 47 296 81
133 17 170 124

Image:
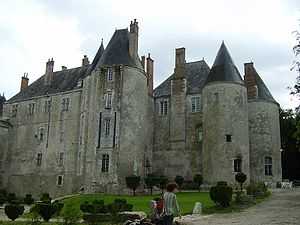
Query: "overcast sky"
0 0 299 108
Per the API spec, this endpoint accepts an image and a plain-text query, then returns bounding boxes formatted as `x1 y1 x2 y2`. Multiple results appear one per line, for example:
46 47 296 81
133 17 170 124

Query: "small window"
11 104 18 117
164 101 168 115
62 98 70 111
196 126 203 143
57 175 63 186
39 128 44 141
44 100 51 113
28 103 35 115
159 100 168 116
105 93 112 109
191 96 201 112
104 119 110 136
102 154 109 172
37 153 42 166
58 152 64 166
226 134 232 142
265 157 273 176
107 68 113 81
233 158 242 172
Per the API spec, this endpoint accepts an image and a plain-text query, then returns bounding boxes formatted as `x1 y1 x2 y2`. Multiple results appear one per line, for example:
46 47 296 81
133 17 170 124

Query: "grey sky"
0 0 299 108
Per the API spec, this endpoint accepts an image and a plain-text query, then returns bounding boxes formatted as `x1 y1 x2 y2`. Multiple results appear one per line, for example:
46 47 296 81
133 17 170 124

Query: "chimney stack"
244 62 258 99
20 73 29 91
62 66 67 70
141 56 145 69
129 19 139 59
44 58 54 86
82 55 90 66
146 53 154 95
174 47 186 79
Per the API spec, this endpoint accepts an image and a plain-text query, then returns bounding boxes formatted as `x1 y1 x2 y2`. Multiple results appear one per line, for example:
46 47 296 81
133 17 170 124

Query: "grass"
63 191 214 215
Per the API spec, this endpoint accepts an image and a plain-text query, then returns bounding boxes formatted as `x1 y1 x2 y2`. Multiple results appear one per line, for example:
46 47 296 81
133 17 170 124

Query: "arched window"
233 158 242 172
196 125 203 143
264 157 272 176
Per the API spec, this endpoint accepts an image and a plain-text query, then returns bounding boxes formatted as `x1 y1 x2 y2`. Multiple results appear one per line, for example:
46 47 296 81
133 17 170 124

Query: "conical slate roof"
205 42 243 85
93 29 142 70
91 39 105 71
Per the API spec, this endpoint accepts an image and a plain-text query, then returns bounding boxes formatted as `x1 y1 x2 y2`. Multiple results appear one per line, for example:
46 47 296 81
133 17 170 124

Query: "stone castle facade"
0 20 281 197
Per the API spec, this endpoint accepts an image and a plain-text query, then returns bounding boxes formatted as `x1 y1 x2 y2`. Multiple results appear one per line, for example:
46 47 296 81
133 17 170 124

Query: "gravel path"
179 188 300 225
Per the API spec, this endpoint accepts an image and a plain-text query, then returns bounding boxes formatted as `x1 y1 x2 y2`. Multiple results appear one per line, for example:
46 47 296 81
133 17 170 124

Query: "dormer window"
107 68 113 81
44 100 51 113
105 93 112 109
11 104 18 117
191 96 201 112
28 103 35 115
62 98 70 111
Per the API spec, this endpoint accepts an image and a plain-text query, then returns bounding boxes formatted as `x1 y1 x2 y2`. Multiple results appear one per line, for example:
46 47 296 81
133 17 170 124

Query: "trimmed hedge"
4 204 25 221
209 182 233 207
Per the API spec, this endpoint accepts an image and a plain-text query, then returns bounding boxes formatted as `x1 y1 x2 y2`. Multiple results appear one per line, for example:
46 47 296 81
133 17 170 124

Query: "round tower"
202 43 250 185
244 62 282 185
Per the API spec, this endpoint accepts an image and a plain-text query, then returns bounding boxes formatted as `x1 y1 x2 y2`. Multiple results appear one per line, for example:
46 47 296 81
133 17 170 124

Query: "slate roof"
153 60 210 98
91 40 105 71
205 42 243 85
7 66 90 103
93 29 143 69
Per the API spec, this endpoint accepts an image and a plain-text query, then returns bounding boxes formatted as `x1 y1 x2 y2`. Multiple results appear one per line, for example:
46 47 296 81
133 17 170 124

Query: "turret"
129 19 139 59
44 58 54 86
0 93 6 117
202 42 250 185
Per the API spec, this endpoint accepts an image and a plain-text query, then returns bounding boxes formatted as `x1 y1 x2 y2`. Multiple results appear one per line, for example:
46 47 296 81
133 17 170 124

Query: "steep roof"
93 29 143 69
7 66 90 103
205 42 243 85
154 60 210 97
91 40 105 71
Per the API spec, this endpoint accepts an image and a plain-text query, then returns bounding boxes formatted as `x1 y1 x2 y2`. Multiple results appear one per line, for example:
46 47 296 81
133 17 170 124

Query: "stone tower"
202 42 250 185
244 62 282 184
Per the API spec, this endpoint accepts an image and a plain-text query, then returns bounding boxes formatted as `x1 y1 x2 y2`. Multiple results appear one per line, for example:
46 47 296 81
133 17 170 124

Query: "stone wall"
0 120 10 188
248 100 282 184
202 82 250 185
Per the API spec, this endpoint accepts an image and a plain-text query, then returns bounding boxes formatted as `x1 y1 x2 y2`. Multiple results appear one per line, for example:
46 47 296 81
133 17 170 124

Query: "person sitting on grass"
163 183 181 225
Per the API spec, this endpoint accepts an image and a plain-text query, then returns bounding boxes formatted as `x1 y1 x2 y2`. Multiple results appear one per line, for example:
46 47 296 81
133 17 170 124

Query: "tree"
4 204 24 221
125 175 141 196
193 174 203 192
158 176 168 193
235 172 247 191
174 175 184 190
144 174 158 195
291 25 300 101
24 194 34 205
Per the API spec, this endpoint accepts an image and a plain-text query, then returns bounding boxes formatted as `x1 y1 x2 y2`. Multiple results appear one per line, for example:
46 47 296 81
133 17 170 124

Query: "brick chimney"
20 73 29 91
129 19 139 59
44 58 54 86
244 62 258 99
82 55 90 66
61 66 67 70
174 47 186 79
146 53 154 95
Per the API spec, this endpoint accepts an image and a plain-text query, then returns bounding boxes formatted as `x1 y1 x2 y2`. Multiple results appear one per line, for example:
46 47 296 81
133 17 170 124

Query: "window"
28 103 35 115
104 119 110 136
57 175 63 186
44 100 51 113
101 154 109 172
265 157 273 176
105 93 112 109
39 128 44 141
62 98 70 111
191 96 201 112
196 126 203 143
58 152 64 166
159 100 168 115
107 68 113 81
233 158 242 172
37 153 42 166
12 104 18 117
226 134 232 142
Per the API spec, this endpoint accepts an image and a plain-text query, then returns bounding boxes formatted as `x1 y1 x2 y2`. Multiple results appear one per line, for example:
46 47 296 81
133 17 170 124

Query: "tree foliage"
144 174 159 195
4 204 24 221
235 172 247 190
193 174 203 191
174 175 184 190
125 175 141 196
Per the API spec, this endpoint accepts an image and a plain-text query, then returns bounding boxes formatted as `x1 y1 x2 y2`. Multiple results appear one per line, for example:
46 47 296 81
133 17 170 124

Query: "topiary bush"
158 176 168 193
7 193 16 203
144 174 159 195
174 175 184 190
24 194 34 205
235 172 247 191
125 175 141 196
246 182 269 198
40 193 51 203
0 189 7 205
4 203 25 221
193 174 203 191
209 182 233 208
35 200 64 222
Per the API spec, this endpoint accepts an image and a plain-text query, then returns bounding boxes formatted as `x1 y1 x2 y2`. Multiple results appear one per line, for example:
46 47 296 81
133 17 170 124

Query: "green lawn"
63 192 214 215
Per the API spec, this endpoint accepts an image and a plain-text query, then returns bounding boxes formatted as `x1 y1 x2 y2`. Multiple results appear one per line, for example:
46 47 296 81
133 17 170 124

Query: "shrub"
217 181 227 186
144 174 159 195
158 176 168 193
174 176 184 190
209 182 233 208
4 203 25 221
246 182 269 198
24 194 35 205
36 200 64 222
0 189 7 205
235 172 247 190
193 174 203 191
29 204 41 224
7 193 16 203
61 203 82 225
125 175 141 196
40 193 51 203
